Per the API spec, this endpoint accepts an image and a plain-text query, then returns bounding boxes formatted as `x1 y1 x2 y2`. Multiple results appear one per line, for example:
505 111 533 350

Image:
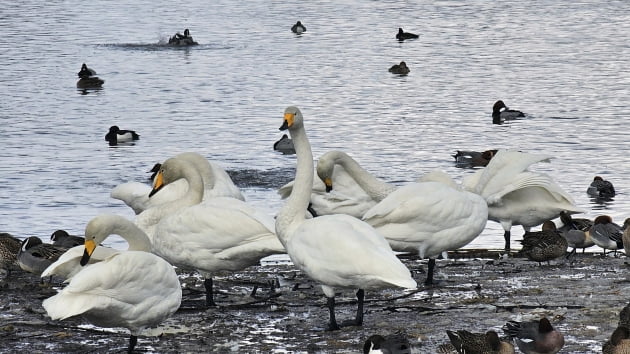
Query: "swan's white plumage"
278 159 378 218
363 180 488 259
146 157 285 279
41 245 118 281
42 214 181 338
311 152 488 262
111 152 244 215
275 106 416 305
461 150 583 249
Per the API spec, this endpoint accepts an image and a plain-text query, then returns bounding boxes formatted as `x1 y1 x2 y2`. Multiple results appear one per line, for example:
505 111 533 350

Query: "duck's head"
593 176 604 182
109 125 120 133
398 28 404 34
280 106 303 131
21 236 43 251
485 331 502 351
184 29 190 37
594 215 613 225
493 100 507 113
50 230 69 242
542 220 557 231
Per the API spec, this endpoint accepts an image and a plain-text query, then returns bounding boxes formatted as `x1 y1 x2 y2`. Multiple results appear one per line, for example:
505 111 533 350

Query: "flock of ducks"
5 19 627 354
1 104 628 352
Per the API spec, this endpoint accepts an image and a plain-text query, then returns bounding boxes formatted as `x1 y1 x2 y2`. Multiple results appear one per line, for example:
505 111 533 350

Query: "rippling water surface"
1 0 629 250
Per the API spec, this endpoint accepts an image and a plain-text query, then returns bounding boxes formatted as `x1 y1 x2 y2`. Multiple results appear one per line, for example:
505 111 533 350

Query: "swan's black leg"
326 296 340 331
424 258 436 285
128 335 137 353
204 278 217 307
503 230 511 252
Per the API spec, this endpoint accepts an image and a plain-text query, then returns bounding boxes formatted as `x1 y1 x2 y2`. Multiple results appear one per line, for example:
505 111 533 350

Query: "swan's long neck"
135 161 204 238
333 153 396 202
171 162 204 207
99 215 152 252
276 123 312 244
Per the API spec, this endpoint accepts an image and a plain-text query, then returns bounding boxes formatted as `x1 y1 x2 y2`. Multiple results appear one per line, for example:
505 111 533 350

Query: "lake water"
1 0 629 252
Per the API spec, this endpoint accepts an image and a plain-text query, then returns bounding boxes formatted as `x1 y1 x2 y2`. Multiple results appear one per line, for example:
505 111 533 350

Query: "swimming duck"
446 329 515 354
396 28 419 41
0 233 21 274
452 149 498 168
42 214 182 353
492 100 525 124
17 236 68 276
276 106 416 330
168 28 198 46
389 61 410 75
462 149 583 252
291 21 306 34
587 176 616 199
603 326 630 354
146 156 285 306
105 125 140 146
50 230 84 248
503 317 564 354
76 63 104 88
363 333 411 354
77 63 96 79
590 215 623 255
518 221 568 265
273 134 295 154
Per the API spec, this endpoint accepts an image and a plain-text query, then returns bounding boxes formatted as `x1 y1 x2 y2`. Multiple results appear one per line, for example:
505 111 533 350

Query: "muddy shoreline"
1 251 628 353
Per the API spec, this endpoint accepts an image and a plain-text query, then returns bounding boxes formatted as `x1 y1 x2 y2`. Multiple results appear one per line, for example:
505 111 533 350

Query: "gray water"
1 0 629 251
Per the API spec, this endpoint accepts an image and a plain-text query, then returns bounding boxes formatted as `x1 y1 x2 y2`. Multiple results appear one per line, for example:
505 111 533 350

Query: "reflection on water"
1 0 629 252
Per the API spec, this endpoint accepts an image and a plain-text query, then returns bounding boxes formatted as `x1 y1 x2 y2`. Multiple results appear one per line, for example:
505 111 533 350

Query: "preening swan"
362 170 488 285
275 106 416 330
42 214 182 353
316 153 487 285
278 151 386 218
112 152 245 215
147 156 284 306
462 149 583 251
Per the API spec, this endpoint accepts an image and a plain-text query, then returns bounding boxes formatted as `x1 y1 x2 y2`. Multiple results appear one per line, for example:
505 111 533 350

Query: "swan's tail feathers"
394 278 418 290
43 293 96 320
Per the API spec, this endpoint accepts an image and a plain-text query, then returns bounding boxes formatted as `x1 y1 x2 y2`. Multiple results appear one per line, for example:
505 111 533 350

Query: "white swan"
42 214 182 353
111 152 244 215
278 150 393 218
147 156 285 306
462 149 584 251
362 169 489 285
275 106 416 330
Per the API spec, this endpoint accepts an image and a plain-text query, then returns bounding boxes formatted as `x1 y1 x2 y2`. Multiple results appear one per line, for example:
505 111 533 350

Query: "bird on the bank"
275 106 416 330
50 230 84 248
503 317 564 354
42 214 182 353
446 329 515 354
